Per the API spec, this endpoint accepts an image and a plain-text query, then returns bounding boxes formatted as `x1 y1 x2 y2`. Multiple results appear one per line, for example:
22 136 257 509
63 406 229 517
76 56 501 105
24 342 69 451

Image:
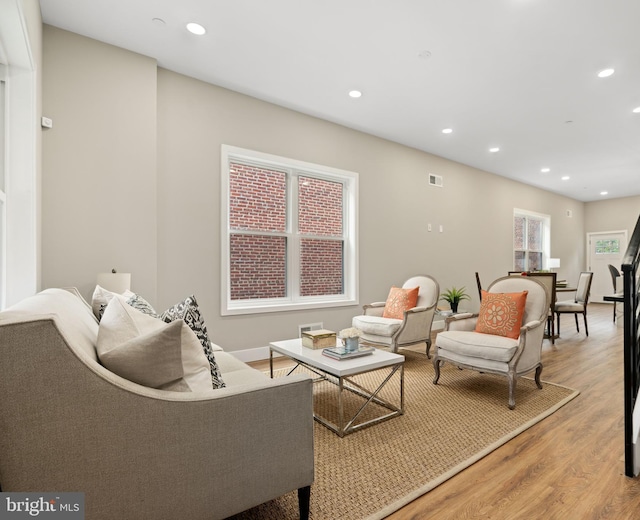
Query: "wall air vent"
429 174 443 187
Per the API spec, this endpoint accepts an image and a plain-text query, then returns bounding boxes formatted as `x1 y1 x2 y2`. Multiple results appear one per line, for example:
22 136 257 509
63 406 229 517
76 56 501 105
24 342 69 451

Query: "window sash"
221 145 358 315
513 210 550 272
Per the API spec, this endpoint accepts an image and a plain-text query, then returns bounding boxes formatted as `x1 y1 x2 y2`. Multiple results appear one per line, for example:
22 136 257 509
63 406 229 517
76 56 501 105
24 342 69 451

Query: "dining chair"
475 272 483 302
555 272 594 336
526 272 557 343
608 264 622 323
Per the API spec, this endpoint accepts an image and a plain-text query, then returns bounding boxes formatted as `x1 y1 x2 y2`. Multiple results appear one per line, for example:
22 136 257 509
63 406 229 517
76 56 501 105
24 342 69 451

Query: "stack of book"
322 345 375 360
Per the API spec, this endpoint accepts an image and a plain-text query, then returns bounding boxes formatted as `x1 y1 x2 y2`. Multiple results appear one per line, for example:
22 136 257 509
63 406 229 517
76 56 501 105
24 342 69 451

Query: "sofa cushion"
475 290 528 339
382 286 419 319
97 296 213 392
352 314 403 336
214 351 270 386
161 295 225 389
436 330 519 362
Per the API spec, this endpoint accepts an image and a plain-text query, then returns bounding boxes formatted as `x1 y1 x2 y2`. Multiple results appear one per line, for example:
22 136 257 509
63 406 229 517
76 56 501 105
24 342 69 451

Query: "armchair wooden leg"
508 371 517 410
298 486 311 520
574 313 579 333
433 357 442 384
534 364 543 389
425 339 432 359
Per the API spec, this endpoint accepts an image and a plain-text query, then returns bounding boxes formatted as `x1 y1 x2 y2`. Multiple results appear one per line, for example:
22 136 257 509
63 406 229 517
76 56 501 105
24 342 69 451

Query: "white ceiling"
40 0 640 202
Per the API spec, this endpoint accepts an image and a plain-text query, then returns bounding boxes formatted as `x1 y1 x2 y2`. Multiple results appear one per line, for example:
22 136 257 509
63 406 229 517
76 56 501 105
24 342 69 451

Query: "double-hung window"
513 209 550 271
221 145 358 315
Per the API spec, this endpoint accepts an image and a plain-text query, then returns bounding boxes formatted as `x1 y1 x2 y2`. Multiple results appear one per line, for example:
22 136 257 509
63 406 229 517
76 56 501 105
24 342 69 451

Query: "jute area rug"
229 350 579 520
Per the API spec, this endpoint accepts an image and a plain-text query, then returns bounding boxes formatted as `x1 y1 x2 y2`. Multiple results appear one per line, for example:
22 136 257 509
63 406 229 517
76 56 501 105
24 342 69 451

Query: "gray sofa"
0 288 314 519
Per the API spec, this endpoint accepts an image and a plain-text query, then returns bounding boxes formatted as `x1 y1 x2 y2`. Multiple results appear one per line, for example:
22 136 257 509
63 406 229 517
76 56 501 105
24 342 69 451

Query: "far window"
514 210 550 271
221 146 358 315
595 239 620 255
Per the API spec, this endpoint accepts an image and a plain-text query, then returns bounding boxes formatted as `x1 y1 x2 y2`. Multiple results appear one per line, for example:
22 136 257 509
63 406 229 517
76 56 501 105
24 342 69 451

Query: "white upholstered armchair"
433 276 549 409
352 275 439 356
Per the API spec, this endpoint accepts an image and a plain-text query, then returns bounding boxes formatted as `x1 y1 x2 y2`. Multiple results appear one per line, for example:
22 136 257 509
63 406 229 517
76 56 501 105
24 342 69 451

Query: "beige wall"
585 195 640 237
43 27 589 354
42 26 158 302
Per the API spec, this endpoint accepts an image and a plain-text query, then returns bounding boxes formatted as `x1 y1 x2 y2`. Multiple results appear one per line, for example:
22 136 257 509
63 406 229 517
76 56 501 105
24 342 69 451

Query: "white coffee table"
269 338 405 437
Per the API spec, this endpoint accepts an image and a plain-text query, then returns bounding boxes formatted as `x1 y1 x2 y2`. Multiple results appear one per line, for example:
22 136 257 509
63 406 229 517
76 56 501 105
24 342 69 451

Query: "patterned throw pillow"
126 293 159 318
97 295 212 392
382 286 420 319
161 295 225 389
475 290 529 339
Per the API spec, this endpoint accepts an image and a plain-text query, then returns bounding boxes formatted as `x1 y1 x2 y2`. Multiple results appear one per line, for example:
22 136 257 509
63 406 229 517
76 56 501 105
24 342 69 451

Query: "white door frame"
586 230 628 302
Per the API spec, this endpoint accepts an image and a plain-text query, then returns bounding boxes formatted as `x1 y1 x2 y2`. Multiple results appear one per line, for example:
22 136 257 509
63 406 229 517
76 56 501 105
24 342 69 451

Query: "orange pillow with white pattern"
382 286 419 319
475 290 528 339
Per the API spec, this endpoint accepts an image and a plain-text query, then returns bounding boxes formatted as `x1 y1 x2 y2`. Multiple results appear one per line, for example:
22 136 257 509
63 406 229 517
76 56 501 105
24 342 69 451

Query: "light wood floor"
251 303 640 519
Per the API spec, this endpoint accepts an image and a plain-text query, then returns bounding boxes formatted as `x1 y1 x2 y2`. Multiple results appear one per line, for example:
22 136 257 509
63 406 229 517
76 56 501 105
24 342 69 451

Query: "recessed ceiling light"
442 128 453 134
598 68 614 78
489 147 500 153
541 168 550 173
600 191 608 196
186 22 206 35
348 90 362 98
633 107 640 113
561 176 570 181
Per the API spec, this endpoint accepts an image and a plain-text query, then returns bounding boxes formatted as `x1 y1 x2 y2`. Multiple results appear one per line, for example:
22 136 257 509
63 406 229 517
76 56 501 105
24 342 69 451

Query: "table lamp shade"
96 272 131 294
548 258 561 269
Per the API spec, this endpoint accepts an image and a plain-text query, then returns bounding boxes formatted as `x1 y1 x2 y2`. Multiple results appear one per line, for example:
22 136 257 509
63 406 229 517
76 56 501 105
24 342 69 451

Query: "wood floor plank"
250 303 640 519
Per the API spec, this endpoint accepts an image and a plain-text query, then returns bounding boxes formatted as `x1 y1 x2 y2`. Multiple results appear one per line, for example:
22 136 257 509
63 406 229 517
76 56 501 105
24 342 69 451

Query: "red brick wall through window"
229 163 344 300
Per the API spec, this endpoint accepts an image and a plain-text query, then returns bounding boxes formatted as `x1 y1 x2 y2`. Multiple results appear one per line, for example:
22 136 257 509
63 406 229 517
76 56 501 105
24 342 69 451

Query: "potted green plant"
440 286 470 313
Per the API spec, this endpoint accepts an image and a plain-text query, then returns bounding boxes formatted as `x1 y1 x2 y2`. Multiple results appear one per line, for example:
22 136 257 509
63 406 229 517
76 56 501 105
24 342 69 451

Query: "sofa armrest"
0 318 314 520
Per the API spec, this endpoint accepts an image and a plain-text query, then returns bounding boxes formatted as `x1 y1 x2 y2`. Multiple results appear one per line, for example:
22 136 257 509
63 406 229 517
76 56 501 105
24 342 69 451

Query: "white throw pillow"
91 284 135 321
96 295 213 392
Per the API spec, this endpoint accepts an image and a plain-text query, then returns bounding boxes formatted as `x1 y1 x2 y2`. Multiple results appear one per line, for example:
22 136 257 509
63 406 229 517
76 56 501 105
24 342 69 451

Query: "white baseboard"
433 319 445 331
231 321 446 363
231 345 277 363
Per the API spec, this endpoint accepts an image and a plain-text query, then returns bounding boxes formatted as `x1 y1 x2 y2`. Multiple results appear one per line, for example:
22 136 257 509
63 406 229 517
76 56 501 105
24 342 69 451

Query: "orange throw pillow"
475 290 528 339
383 286 419 319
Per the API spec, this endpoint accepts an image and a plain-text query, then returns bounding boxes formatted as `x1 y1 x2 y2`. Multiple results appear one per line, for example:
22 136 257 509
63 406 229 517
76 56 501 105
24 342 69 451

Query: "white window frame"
0 69 6 309
513 208 551 271
221 145 359 315
0 1 38 309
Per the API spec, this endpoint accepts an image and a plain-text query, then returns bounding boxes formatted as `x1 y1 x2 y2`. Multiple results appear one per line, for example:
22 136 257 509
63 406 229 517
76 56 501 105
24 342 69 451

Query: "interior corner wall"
41 26 157 302
584 195 640 237
156 68 586 352
40 28 587 353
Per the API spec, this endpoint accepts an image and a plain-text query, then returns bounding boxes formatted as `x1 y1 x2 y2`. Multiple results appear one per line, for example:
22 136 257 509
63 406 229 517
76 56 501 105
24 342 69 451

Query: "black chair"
608 264 622 323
